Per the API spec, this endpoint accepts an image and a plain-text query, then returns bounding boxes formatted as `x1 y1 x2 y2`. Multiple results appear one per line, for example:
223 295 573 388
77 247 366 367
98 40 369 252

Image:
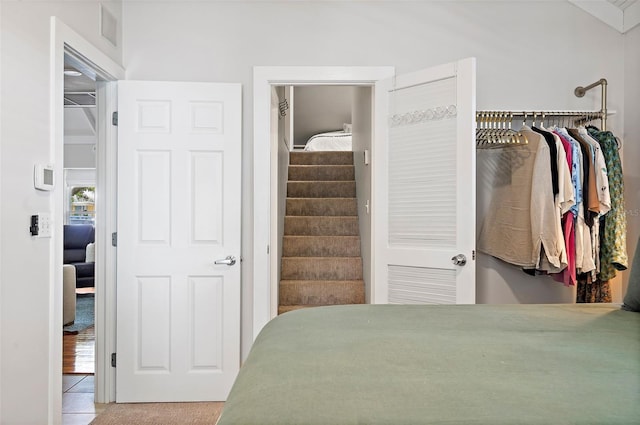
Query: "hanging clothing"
551 132 577 287
568 129 599 221
536 130 573 274
553 128 582 217
587 127 628 280
477 117 626 302
553 127 596 274
577 274 612 303
572 128 612 277
545 130 575 215
478 127 562 269
532 127 559 197
559 213 577 286
578 129 610 275
578 128 610 215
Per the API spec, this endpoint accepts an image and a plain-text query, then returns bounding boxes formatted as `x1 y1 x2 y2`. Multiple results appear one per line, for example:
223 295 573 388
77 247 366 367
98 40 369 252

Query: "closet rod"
476 110 604 117
475 110 605 127
476 111 607 131
477 78 609 131
574 78 607 131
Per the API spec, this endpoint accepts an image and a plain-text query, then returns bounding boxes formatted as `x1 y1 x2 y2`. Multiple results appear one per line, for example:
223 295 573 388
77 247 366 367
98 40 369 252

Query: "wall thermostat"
34 164 55 191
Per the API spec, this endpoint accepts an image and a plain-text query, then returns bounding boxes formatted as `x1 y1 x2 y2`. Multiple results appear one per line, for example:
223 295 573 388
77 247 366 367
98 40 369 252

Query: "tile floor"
63 375 107 425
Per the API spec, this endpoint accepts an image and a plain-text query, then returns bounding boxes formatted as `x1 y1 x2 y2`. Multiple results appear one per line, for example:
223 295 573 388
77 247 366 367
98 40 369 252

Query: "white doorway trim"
50 17 124 421
252 66 394 342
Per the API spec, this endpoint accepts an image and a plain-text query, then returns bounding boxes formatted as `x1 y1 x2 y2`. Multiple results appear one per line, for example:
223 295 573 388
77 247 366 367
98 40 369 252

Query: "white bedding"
303 131 352 151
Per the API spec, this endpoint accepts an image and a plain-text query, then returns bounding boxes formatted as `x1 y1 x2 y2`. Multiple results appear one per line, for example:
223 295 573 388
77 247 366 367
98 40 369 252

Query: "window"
69 186 95 225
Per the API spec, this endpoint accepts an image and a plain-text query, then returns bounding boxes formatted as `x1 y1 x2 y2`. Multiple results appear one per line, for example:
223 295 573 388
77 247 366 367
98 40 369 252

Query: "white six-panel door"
374 58 476 304
116 81 241 402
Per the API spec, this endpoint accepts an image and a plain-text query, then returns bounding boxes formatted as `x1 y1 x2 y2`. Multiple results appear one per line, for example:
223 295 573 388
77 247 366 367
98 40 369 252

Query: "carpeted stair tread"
288 165 355 181
279 280 365 305
284 216 359 236
287 181 356 198
283 235 361 257
286 198 357 216
279 151 365 315
281 257 363 280
290 151 353 165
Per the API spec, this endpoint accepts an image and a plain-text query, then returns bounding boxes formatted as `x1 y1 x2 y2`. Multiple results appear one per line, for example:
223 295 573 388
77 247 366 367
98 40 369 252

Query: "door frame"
50 17 124 418
252 66 394 342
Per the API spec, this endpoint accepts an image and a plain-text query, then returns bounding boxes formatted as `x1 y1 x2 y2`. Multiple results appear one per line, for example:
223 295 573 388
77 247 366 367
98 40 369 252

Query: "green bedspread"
217 304 640 424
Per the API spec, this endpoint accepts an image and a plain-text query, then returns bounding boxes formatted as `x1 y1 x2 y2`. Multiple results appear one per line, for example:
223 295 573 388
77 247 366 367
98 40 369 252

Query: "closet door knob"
451 254 467 266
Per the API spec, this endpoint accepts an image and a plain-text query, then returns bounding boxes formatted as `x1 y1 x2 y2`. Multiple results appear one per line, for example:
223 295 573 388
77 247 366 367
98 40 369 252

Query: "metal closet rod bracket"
574 78 608 130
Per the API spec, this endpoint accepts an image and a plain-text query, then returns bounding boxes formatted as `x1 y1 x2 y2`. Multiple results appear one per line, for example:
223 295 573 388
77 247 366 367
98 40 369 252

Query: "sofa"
63 224 95 288
63 264 76 325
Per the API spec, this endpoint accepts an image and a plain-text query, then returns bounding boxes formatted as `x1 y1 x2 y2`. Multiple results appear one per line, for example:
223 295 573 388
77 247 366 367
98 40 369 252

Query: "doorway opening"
52 19 124 420
62 59 97 379
59 45 120 406
271 85 368 315
60 52 104 422
251 66 395 342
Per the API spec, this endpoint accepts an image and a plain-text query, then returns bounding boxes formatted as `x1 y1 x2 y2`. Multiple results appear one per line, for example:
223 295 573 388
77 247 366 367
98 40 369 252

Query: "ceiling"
607 0 638 11
64 63 97 141
64 63 96 108
570 0 640 33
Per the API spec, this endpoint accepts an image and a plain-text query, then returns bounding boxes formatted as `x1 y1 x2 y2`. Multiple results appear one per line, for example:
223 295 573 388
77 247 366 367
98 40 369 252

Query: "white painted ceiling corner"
568 0 640 33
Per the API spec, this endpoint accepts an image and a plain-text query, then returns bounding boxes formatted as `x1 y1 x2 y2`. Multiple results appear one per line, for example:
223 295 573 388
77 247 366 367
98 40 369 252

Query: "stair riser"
281 258 363 280
288 165 355 181
286 199 357 216
288 182 356 198
279 280 365 305
290 151 353 165
283 236 361 257
284 217 359 236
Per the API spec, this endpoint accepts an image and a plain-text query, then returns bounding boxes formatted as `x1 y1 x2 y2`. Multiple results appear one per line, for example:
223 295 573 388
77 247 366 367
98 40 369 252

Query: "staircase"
279 151 365 314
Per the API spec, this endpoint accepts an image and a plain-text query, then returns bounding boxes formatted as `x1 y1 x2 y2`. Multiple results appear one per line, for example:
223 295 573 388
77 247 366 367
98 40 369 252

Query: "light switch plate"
35 212 52 238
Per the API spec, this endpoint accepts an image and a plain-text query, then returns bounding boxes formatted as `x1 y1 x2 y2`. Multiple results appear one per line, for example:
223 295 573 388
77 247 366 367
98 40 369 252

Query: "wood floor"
63 325 95 375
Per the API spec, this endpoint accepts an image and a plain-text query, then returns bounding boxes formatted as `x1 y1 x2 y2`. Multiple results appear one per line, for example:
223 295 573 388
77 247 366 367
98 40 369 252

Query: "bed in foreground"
217 304 639 425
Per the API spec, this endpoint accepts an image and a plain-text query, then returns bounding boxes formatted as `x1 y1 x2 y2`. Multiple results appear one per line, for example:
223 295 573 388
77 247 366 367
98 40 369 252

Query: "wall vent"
100 4 118 47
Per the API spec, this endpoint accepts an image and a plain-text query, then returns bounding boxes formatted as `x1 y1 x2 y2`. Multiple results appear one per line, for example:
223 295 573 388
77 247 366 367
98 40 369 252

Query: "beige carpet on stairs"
90 402 224 424
279 151 365 314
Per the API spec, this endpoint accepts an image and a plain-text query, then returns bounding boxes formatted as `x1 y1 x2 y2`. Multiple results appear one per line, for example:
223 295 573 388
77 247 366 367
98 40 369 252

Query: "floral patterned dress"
578 127 628 302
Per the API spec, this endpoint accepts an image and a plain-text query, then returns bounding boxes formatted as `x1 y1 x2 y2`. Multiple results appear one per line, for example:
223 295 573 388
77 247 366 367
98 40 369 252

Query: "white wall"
0 1 122 422
622 24 640 296
121 0 630 353
293 85 352 146
275 86 290 308
64 145 96 168
352 87 373 303
64 108 97 168
0 3 633 419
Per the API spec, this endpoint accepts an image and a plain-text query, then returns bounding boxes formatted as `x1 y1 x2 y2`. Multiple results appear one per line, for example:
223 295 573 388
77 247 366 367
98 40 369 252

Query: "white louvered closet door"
373 58 476 304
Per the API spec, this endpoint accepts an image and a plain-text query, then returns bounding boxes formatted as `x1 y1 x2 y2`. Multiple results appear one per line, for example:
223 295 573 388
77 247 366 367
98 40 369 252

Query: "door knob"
214 255 236 266
451 254 467 266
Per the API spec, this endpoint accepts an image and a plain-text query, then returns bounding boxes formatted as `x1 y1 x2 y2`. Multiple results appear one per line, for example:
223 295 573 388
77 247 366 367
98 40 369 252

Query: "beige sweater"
478 127 565 269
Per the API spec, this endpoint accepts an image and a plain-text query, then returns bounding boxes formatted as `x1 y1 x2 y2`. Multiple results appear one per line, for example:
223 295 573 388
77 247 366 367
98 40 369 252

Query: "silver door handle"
214 255 236 266
451 254 467 266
